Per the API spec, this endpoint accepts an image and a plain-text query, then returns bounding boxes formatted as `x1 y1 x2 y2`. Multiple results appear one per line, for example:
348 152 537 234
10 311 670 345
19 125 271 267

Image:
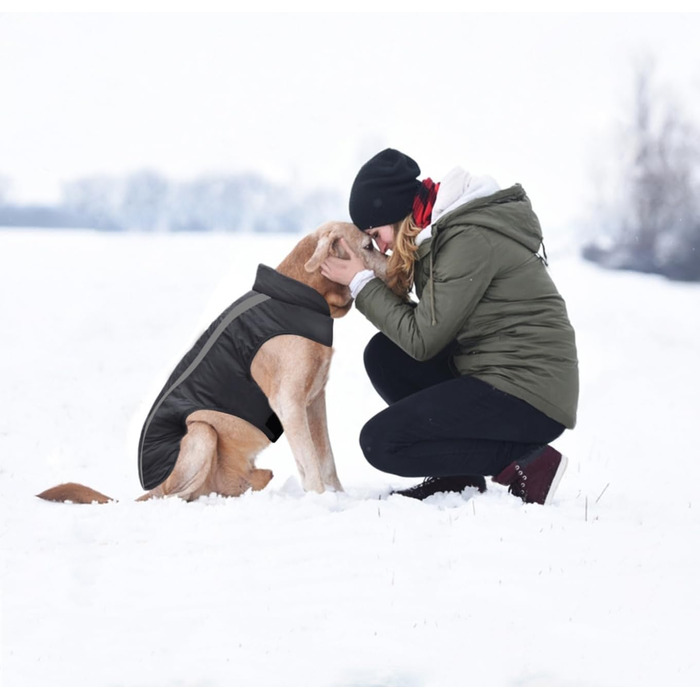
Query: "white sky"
1 9 699 229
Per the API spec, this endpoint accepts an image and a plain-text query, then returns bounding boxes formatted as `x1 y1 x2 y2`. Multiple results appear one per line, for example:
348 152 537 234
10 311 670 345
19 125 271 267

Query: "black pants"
359 333 565 478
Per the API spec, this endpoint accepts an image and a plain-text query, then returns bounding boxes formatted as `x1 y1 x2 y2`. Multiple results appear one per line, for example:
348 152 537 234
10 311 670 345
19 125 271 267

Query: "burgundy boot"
492 446 567 505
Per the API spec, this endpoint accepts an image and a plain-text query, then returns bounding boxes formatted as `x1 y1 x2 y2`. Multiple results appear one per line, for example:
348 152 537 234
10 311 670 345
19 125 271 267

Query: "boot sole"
544 455 568 505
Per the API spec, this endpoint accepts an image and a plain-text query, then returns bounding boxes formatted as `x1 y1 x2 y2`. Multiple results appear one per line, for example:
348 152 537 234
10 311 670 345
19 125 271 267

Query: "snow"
1 228 698 687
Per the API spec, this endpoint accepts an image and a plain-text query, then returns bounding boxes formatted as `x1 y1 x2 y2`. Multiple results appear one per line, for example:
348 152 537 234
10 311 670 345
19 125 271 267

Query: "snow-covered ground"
1 228 698 687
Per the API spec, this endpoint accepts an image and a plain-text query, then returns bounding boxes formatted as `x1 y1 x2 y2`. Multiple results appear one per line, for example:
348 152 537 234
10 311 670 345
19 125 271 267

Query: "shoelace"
406 476 440 492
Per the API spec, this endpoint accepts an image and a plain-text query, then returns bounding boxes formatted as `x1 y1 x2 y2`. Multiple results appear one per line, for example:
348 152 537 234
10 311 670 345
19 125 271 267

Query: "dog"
37 222 387 504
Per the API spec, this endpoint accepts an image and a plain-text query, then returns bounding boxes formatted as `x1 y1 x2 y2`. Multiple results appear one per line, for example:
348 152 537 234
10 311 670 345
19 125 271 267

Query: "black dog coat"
138 264 334 490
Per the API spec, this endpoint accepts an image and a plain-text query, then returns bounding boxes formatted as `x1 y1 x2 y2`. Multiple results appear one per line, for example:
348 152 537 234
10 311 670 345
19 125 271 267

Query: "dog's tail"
36 482 114 504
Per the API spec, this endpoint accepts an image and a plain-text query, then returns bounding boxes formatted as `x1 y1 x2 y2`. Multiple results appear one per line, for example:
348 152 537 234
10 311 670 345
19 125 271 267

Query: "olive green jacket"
355 184 579 428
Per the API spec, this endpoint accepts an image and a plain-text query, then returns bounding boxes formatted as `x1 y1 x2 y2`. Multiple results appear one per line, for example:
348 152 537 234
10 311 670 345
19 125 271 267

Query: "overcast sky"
1 10 699 229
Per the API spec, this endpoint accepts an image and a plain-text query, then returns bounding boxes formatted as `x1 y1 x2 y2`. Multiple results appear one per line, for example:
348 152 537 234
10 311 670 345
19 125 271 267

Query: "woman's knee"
359 414 411 477
359 415 382 464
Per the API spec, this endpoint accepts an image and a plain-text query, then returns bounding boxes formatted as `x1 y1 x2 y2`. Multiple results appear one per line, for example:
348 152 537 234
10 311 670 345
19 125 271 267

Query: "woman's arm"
357 230 495 361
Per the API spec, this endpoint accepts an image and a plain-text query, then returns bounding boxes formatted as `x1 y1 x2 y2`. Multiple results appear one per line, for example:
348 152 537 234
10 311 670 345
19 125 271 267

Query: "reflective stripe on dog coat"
138 264 334 490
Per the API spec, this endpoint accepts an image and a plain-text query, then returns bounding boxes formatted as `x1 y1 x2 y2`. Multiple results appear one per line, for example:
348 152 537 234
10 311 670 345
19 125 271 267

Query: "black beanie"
349 148 421 229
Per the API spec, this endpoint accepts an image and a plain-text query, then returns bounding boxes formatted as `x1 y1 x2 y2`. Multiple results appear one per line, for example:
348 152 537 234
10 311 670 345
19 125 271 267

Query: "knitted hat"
349 148 421 229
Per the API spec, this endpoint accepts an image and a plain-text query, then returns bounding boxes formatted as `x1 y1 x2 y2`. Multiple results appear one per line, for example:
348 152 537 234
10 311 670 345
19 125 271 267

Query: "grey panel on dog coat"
138 264 334 491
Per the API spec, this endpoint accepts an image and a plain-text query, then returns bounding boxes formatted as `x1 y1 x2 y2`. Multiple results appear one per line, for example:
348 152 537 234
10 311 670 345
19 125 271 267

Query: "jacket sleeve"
355 229 494 361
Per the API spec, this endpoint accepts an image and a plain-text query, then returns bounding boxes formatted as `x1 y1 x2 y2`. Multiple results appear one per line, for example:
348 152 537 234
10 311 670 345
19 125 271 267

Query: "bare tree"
584 60 700 280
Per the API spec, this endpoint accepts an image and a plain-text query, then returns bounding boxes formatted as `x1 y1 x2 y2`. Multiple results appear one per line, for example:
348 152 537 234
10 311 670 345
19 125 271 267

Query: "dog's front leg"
271 392 326 494
307 389 343 492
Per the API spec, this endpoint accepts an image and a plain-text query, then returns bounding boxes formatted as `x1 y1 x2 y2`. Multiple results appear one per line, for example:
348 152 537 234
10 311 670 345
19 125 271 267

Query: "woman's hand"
320 237 367 286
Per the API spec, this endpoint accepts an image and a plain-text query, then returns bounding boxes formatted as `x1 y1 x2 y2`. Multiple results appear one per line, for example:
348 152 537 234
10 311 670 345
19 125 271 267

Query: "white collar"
416 167 500 244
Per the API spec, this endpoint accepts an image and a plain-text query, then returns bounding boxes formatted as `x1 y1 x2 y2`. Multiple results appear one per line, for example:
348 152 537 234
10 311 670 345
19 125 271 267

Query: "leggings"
359 333 565 478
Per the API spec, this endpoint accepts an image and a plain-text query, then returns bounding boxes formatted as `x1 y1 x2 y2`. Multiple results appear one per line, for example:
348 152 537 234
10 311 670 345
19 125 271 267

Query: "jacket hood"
433 183 544 254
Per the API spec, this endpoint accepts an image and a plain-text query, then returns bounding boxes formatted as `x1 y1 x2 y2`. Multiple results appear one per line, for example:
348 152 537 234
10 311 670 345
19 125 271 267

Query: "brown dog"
37 222 387 504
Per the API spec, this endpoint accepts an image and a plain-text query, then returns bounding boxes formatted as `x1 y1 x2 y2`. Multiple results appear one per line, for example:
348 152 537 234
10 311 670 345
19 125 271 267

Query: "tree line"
0 170 345 234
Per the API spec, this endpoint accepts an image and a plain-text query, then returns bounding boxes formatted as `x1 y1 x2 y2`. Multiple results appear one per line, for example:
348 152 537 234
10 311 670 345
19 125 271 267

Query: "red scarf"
412 178 440 229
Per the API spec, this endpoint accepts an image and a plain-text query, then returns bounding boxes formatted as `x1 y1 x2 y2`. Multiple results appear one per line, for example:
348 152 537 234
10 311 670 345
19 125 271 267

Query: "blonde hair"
386 213 423 299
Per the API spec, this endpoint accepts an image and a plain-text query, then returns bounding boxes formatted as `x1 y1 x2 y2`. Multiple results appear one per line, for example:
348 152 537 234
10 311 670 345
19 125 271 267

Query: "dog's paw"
248 468 273 491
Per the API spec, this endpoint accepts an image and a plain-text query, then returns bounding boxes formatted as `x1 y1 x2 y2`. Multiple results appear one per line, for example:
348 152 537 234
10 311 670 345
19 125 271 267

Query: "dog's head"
302 222 388 318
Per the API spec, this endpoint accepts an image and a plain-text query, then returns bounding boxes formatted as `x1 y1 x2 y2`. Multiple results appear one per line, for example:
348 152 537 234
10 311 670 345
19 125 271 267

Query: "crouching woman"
321 148 579 503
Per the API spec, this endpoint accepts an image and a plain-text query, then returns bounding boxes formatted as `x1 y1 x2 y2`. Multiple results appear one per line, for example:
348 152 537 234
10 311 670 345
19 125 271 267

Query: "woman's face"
366 224 395 254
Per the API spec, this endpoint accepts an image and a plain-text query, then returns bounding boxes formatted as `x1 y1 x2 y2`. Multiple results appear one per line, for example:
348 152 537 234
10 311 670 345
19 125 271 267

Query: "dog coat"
138 264 334 490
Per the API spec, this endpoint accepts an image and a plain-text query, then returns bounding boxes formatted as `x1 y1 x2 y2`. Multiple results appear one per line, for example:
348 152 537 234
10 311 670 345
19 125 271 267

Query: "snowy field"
1 228 698 687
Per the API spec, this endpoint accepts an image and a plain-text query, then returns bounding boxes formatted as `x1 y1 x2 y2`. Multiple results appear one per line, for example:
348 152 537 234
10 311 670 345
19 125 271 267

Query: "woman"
321 148 579 503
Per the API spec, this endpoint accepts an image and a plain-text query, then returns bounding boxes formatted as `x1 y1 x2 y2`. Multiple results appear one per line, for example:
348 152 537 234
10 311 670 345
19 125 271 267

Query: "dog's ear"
304 224 340 272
